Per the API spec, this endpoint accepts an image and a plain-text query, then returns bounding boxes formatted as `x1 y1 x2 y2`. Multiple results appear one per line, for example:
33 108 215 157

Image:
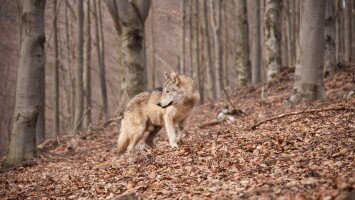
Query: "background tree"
264 0 281 81
6 0 46 165
201 0 215 100
105 0 151 110
53 0 60 137
235 0 251 87
98 0 108 122
251 0 262 84
83 0 92 127
324 0 336 77
210 0 223 98
289 0 326 104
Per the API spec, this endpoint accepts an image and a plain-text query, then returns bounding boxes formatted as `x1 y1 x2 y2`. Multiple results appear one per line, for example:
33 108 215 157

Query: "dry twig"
250 107 355 130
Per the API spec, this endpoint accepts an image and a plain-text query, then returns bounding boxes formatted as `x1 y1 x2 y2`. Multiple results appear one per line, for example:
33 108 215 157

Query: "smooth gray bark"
235 0 251 87
202 0 215 100
6 0 46 165
105 0 151 109
251 0 262 84
83 0 92 127
290 0 326 104
53 0 59 137
264 0 282 81
73 0 84 132
324 0 336 77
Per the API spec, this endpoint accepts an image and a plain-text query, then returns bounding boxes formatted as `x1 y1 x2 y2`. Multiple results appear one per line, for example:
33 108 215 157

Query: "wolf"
117 72 200 154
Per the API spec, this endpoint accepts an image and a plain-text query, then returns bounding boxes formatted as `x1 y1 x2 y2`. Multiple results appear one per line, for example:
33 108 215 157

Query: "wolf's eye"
166 90 170 93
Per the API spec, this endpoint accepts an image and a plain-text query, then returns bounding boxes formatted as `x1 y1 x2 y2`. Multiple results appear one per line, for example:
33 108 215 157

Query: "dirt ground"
1 66 354 199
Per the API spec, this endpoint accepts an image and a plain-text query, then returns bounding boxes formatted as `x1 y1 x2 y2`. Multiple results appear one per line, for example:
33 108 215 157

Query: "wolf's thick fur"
117 72 200 154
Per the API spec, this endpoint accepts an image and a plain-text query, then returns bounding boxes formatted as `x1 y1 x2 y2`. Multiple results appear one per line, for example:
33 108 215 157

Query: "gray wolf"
117 72 200 154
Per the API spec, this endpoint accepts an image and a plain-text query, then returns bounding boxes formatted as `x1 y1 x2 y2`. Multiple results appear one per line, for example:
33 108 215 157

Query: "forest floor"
1 65 355 199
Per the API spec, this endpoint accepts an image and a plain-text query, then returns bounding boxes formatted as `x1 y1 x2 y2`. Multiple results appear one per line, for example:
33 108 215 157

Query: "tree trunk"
98 0 108 121
289 0 326 104
6 0 46 165
180 0 186 75
83 0 92 127
222 0 229 88
52 0 59 138
73 0 84 132
235 0 251 87
210 0 223 99
324 0 336 77
150 1 156 88
93 0 108 122
105 0 151 110
192 0 202 103
264 0 282 81
65 0 74 127
251 0 262 84
202 0 215 100
343 0 352 62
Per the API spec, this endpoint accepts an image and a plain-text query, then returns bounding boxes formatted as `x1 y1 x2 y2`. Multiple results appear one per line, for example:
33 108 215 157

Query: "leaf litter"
1 66 354 199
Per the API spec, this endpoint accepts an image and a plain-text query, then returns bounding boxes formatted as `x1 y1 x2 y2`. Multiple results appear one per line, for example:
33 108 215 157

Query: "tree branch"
250 107 355 130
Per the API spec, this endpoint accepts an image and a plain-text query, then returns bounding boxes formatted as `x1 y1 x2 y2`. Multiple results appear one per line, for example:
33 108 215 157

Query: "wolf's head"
157 72 186 108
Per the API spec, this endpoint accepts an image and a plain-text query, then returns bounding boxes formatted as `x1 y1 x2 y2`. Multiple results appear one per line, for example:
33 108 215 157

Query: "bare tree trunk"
192 0 202 103
353 0 355 61
150 0 156 88
222 0 229 88
344 0 352 62
202 0 215 100
98 0 108 121
6 0 46 165
52 0 60 138
180 0 186 75
105 0 151 110
73 0 84 132
210 0 223 99
293 0 300 65
289 0 326 104
264 0 282 81
65 0 74 127
83 0 92 127
251 0 262 84
235 0 251 87
324 0 336 77
189 0 193 77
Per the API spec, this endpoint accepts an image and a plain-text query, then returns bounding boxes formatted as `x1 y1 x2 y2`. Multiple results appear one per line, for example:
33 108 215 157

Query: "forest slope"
1 66 354 199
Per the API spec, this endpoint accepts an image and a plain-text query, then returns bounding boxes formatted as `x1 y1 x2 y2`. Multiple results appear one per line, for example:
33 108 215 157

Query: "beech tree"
289 0 326 104
6 0 46 165
53 0 59 137
264 0 281 81
83 0 92 127
251 0 262 84
73 0 84 131
105 0 151 109
324 0 336 77
201 0 215 100
235 0 251 87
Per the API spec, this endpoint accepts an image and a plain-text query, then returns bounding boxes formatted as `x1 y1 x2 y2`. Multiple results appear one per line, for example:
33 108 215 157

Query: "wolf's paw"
169 141 179 149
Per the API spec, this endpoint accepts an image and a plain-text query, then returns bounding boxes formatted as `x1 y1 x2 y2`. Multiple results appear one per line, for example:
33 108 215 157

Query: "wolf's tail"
117 121 130 154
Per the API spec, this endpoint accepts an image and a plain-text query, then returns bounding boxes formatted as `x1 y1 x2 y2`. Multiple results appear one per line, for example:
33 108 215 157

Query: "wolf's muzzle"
157 101 173 108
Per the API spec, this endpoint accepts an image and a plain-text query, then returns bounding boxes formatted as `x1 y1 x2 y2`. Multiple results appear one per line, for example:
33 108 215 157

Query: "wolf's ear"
164 71 171 80
171 73 181 84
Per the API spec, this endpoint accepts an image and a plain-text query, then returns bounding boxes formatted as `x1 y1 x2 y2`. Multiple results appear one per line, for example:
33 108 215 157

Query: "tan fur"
117 72 200 154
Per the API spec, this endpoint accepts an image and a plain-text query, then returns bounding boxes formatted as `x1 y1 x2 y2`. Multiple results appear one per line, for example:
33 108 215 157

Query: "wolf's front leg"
176 120 186 143
163 116 178 148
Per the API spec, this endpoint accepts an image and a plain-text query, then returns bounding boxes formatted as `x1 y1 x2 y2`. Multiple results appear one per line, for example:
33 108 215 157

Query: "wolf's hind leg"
126 126 146 154
176 120 186 143
145 126 162 148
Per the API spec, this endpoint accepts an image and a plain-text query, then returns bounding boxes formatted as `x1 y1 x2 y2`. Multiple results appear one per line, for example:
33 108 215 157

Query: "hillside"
1 66 354 199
